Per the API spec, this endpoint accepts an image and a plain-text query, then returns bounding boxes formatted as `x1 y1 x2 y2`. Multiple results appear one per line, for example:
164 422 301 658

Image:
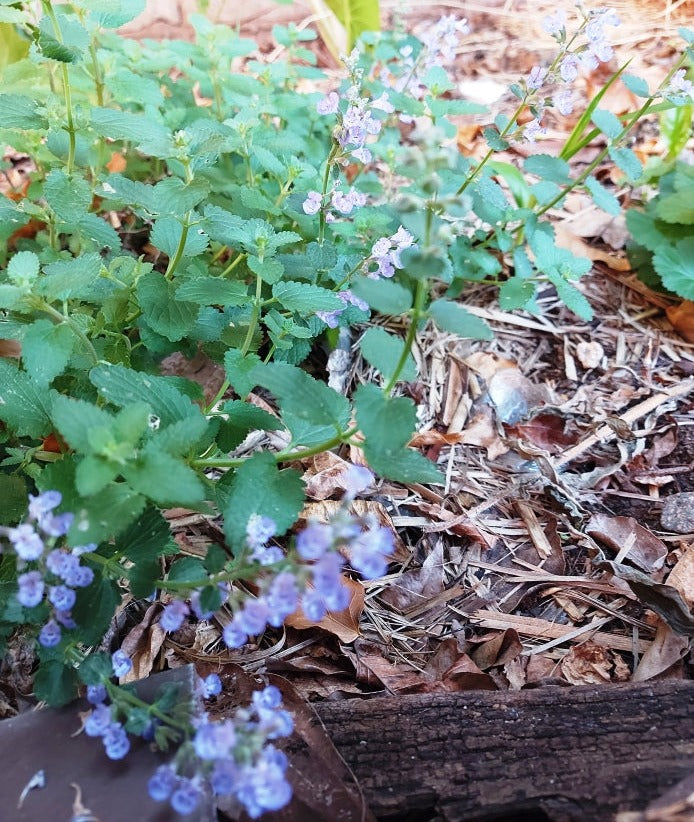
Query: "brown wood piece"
313 680 694 821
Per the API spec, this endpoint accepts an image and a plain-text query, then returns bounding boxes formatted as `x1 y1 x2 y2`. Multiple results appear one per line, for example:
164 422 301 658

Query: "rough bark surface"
313 680 694 822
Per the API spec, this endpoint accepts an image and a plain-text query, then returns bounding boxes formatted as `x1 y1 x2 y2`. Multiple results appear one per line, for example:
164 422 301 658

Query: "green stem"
220 252 246 278
105 681 190 734
240 273 264 356
164 218 190 279
43 1 76 174
38 302 99 364
318 144 338 244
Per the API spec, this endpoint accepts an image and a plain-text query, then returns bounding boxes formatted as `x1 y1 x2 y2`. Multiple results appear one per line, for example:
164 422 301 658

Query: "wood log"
313 680 694 821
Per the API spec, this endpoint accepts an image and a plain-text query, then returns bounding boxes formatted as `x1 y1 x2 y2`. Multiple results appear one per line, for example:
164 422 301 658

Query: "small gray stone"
661 493 694 534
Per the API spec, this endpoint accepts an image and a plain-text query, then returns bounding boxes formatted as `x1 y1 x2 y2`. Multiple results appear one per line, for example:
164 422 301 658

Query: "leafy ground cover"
0 0 692 818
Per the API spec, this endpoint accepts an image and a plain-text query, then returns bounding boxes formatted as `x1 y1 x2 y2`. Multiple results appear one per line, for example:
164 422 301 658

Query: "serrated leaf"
137 271 199 342
499 276 535 310
51 395 113 452
523 154 571 184
115 507 175 563
217 400 283 452
122 445 205 506
44 169 92 222
90 107 172 157
221 451 304 548
72 576 121 645
656 193 694 225
483 127 509 151
546 271 593 320
247 255 284 284
224 349 262 398
33 662 78 707
0 360 54 437
609 146 642 181
0 93 48 130
585 175 621 216
428 299 493 340
39 253 103 301
150 217 209 260
7 251 39 284
350 276 411 315
360 326 416 382
355 383 443 484
653 238 694 299
167 556 207 584
272 281 343 313
591 108 623 139
68 483 146 545
622 73 650 97
90 364 200 427
625 209 671 253
176 276 250 306
21 319 75 386
427 98 487 117
87 0 146 27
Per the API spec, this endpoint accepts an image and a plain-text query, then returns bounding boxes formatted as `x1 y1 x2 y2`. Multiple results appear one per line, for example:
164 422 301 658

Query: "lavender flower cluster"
521 6 622 141
148 683 293 818
2 492 96 648
155 466 394 653
82 651 135 761
364 226 415 280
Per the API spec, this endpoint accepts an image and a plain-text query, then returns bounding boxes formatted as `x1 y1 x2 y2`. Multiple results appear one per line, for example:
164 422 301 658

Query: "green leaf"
625 209 671 253
622 73 650 97
609 146 642 181
252 361 351 443
33 662 78 707
72 575 121 645
68 483 146 545
322 0 380 50
44 170 92 222
176 276 250 306
7 251 38 284
115 507 175 564
247 255 284 284
428 299 493 340
0 360 54 437
39 253 103 301
51 395 113 452
499 276 535 310
137 271 199 342
483 127 509 151
122 446 205 506
427 98 487 117
653 238 694 299
224 349 263 398
591 108 623 139
22 320 75 387
0 93 47 130
151 217 209 259
660 104 693 160
0 474 27 525
217 400 283 452
77 652 112 685
86 0 146 27
656 193 694 225
221 451 304 548
355 384 443 484
272 281 343 313
360 326 416 382
167 556 207 584
585 176 621 216
546 271 593 320
90 107 172 157
523 154 571 184
38 14 88 63
350 276 411 315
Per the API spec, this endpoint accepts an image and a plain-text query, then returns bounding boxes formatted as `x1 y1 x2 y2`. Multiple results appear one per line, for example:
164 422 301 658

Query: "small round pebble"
661 493 694 534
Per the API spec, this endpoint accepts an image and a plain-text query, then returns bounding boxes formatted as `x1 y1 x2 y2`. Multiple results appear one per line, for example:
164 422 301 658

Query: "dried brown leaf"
586 514 668 572
632 619 690 682
285 576 364 643
470 629 523 671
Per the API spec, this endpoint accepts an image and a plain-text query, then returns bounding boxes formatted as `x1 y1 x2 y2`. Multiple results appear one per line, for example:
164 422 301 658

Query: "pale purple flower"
54 609 76 629
9 524 44 561
666 69 693 99
542 9 566 36
351 146 372 164
366 226 415 279
560 54 579 83
27 491 61 521
170 778 202 815
111 649 132 678
579 50 599 71
49 584 76 612
237 599 270 636
420 15 470 69
65 564 94 588
527 66 548 90
296 522 333 560
160 599 189 632
585 18 605 42
302 191 322 215
301 589 327 621
553 88 574 115
103 722 130 760
349 525 394 579
223 618 247 649
246 514 276 550
211 760 239 795
523 118 547 142
342 464 374 498
87 684 107 705
316 91 339 115
200 673 222 698
265 572 299 626
38 511 73 538
85 703 112 737
148 766 179 802
193 719 236 760
589 39 614 63
17 570 44 608
371 92 394 113
39 619 62 647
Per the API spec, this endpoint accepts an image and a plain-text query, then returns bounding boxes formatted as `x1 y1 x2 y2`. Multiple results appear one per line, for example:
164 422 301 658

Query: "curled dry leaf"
667 544 694 609
285 576 365 644
586 513 668 572
507 411 582 454
379 540 444 611
560 642 631 685
459 408 509 460
632 619 690 682
470 629 523 671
